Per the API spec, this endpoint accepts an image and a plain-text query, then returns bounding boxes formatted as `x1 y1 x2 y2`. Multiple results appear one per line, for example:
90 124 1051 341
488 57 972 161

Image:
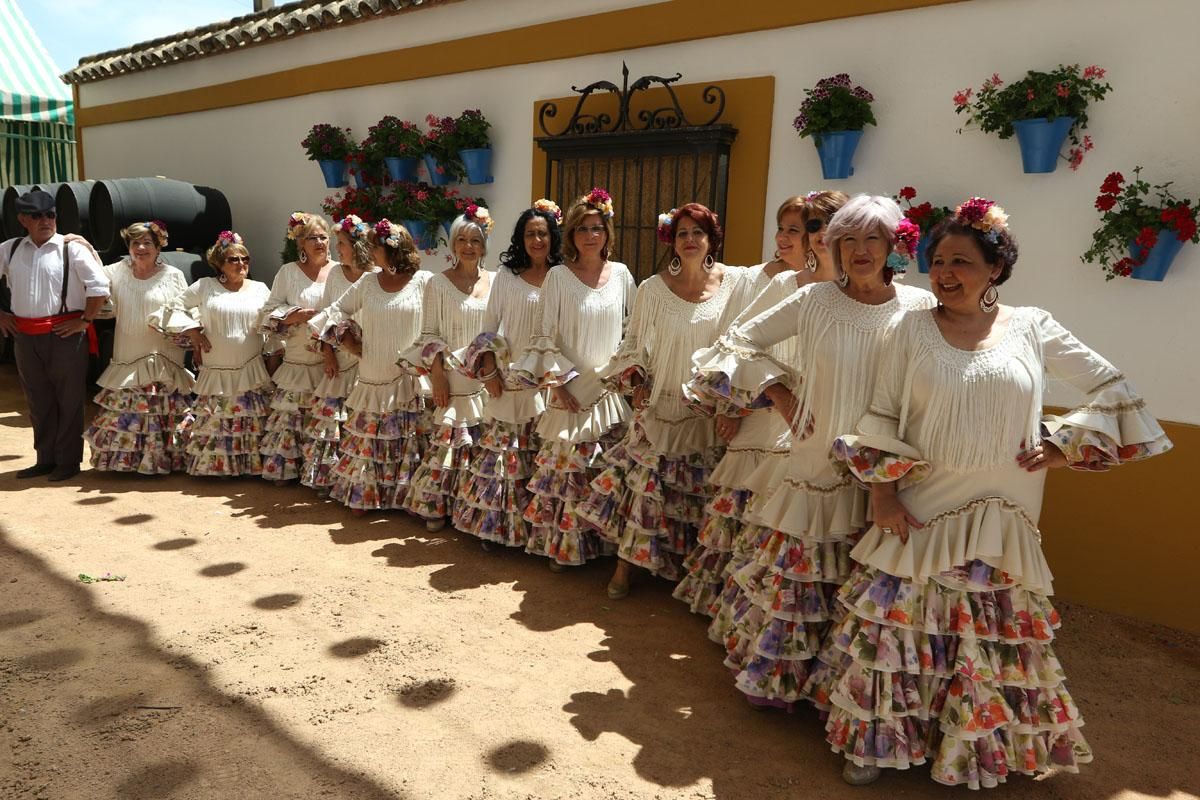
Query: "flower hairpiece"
955 197 1010 243
337 214 370 240
144 220 169 247
805 191 823 202
583 187 614 219
532 198 562 223
285 212 307 240
374 219 402 249
893 217 921 260
216 230 243 247
464 204 494 235
656 208 677 244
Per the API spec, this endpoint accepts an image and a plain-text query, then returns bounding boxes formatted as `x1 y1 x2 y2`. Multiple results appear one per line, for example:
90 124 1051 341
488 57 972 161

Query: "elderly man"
0 190 109 481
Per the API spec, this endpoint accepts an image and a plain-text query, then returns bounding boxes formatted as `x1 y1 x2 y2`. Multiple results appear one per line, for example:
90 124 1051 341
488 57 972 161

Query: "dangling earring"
703 254 715 272
299 249 308 265
979 283 999 313
218 273 228 284
837 270 849 288
805 249 818 272
667 256 682 276
773 250 781 261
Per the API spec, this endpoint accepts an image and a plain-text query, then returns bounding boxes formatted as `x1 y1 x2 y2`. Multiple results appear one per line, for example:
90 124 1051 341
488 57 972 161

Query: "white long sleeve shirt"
0 233 109 318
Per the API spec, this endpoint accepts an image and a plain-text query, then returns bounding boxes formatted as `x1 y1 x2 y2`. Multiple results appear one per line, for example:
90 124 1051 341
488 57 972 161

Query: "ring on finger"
881 527 894 535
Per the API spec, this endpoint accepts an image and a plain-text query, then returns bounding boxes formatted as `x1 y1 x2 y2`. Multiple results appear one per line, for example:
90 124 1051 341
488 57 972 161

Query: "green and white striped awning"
0 0 73 124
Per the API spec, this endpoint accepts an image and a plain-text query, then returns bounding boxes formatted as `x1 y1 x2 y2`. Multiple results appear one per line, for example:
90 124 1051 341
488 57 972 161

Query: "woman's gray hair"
449 215 488 260
825 194 903 273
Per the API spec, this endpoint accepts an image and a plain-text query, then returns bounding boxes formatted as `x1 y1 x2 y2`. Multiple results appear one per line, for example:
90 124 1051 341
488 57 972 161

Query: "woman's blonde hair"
292 213 329 241
206 241 249 272
561 196 615 262
120 221 168 250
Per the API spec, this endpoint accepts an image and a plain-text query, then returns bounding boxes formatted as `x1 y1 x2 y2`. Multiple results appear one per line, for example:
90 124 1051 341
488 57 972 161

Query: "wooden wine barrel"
2 184 35 239
159 250 212 285
89 178 232 254
53 181 97 238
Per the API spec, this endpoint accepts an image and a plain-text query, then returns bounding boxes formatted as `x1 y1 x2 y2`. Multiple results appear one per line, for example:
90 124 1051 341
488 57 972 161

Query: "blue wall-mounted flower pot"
317 159 348 188
384 157 420 183
1129 235 1185 282
459 148 494 184
814 130 863 180
1012 117 1075 174
916 237 931 273
422 155 454 186
400 219 437 250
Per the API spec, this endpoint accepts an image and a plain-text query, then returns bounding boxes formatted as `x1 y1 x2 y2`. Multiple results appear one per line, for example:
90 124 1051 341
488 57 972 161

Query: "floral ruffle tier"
260 363 324 482
300 320 361 492
86 355 194 474
673 410 790 617
327 374 429 511
186 388 272 476
398 339 485 523
575 420 723 582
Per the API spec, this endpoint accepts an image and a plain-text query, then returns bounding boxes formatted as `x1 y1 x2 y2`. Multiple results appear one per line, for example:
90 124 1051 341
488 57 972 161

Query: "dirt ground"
0 363 1197 800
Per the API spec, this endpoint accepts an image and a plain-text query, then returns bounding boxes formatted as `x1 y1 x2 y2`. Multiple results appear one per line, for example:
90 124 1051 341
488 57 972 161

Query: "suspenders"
8 237 72 314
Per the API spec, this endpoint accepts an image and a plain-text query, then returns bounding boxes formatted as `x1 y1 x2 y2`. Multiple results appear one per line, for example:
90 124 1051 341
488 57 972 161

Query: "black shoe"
16 463 55 479
47 465 81 482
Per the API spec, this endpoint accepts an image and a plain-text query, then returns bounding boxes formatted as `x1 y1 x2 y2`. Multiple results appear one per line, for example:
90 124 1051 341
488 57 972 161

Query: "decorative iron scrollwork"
538 62 726 137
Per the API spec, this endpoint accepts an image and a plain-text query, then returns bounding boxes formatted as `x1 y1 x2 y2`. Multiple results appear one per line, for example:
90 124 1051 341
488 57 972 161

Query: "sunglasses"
805 217 826 234
27 211 56 220
224 256 250 264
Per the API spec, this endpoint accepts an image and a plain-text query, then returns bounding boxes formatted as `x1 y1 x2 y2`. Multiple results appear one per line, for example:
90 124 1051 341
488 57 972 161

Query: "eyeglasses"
805 217 826 234
224 256 250 264
27 211 56 220
576 225 606 236
304 235 329 242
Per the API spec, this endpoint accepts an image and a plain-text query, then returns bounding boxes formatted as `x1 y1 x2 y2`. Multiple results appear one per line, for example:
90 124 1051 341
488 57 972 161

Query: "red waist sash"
13 312 99 355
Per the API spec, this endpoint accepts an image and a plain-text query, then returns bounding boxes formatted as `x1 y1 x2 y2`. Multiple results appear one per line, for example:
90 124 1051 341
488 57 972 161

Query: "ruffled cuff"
457 332 509 380
688 334 794 411
259 305 301 335
598 344 649 395
397 337 451 376
147 306 200 336
830 434 931 487
510 335 579 389
1041 382 1173 471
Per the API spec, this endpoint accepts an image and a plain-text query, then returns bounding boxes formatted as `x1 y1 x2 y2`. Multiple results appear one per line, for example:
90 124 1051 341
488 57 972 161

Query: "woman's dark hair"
667 202 724 261
925 218 1019 285
367 227 421 276
498 209 563 275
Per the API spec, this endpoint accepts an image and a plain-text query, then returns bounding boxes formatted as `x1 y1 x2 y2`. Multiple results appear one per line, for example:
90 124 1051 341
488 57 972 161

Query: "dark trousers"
12 331 89 467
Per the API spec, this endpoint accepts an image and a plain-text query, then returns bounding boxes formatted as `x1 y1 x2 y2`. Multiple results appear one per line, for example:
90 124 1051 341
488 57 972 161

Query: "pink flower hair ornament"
374 219 403 249
337 214 370 241
583 187 614 219
216 230 243 247
285 211 308 240
532 198 562 224
143 220 169 248
464 204 494 235
656 209 677 244
955 197 1010 243
893 217 921 260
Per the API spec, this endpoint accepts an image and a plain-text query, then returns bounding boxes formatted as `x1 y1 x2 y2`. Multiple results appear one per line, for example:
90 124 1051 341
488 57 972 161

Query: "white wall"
79 0 1200 423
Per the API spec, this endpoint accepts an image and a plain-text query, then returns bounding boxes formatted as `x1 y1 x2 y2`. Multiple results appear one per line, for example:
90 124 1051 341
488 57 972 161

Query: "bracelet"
478 368 500 382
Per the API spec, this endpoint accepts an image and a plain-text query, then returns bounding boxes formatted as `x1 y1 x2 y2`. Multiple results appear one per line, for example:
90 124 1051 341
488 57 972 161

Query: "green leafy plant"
300 123 355 161
365 116 424 159
953 64 1112 169
1083 167 1198 280
792 74 876 142
453 109 491 150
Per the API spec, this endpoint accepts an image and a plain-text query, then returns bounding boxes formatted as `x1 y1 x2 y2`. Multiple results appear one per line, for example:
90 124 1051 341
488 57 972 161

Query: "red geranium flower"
1099 172 1124 195
899 186 917 200
1094 195 1116 212
1135 227 1158 249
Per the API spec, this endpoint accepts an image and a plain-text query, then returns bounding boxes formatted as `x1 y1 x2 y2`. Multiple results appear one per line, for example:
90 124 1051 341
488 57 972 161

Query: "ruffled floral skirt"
85 384 193 474
184 389 272 477
706 516 776 646
523 428 625 566
405 421 482 521
672 485 752 616
300 394 347 491
574 425 722 582
454 418 538 547
329 403 429 511
260 387 318 481
804 559 1090 789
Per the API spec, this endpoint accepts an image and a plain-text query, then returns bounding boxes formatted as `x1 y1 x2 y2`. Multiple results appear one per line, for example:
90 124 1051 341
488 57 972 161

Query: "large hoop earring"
218 273 228 284
837 270 849 288
980 283 999 313
703 254 715 272
805 249 818 272
667 256 682 276
299 249 308 265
